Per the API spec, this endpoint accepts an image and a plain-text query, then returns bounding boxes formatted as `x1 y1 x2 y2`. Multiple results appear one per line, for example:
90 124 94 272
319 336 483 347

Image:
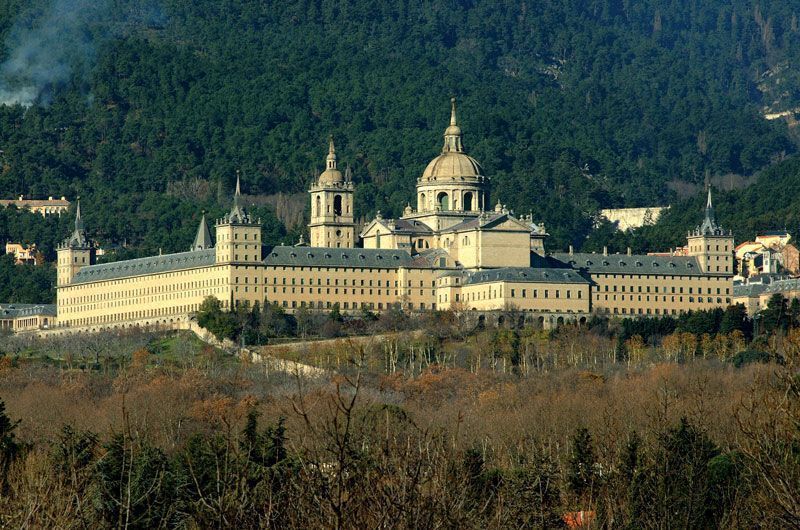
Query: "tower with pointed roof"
408 98 489 231
308 137 355 248
191 212 214 251
687 188 734 274
215 174 262 264
57 200 96 286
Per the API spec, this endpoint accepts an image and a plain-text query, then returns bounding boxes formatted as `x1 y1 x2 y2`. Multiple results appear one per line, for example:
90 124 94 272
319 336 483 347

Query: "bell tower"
308 137 355 248
57 200 96 286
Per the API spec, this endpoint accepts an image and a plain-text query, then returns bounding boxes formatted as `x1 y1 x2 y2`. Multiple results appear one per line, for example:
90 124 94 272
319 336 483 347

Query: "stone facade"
0 304 56 332
0 196 70 217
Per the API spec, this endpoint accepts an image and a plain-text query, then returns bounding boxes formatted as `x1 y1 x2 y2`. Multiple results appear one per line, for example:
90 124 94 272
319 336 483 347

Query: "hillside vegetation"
2 1 800 301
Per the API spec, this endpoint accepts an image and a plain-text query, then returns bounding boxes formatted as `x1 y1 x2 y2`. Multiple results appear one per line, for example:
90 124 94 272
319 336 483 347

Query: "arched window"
463 192 473 211
333 195 342 216
315 196 321 217
437 192 449 210
419 193 426 209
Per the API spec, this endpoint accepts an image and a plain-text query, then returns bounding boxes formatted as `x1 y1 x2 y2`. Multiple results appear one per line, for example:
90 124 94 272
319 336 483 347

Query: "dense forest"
2 0 800 301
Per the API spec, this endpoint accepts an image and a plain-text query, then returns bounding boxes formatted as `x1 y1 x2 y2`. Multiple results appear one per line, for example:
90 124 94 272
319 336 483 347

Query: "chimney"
569 244 574 256
627 247 631 256
603 246 608 256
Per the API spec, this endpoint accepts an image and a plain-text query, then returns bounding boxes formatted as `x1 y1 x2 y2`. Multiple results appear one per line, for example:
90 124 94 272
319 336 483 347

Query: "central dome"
419 97 484 182
421 151 483 181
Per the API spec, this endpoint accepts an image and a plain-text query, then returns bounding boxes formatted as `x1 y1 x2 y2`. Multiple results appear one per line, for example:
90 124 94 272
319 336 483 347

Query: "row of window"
270 286 430 297
63 303 199 327
601 284 730 295
263 277 434 288
597 294 731 305
607 303 727 315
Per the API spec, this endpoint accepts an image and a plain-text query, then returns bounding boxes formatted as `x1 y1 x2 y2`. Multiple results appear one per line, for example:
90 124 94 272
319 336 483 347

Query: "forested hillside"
1 0 800 257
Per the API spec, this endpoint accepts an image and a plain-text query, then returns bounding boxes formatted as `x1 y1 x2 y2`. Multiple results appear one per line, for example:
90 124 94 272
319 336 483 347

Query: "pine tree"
0 399 20 491
567 426 597 502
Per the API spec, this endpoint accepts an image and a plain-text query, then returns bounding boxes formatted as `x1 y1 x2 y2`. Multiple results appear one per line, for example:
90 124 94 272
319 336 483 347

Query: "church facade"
49 99 735 333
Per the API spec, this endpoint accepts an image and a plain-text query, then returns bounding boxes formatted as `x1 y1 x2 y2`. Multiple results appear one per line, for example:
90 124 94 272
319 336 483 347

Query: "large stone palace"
47 99 734 333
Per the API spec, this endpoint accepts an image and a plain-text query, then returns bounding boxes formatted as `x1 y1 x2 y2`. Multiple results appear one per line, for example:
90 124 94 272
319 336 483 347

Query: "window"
437 192 449 210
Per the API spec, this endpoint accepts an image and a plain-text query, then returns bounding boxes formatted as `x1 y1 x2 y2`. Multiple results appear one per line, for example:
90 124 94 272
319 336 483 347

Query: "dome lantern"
318 136 344 185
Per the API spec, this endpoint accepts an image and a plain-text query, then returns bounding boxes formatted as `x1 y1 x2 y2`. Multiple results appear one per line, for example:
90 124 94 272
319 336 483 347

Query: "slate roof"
764 278 800 295
390 218 434 234
733 283 768 298
410 248 452 267
71 249 217 284
191 215 214 251
550 252 712 277
263 246 432 269
465 267 590 286
439 212 518 233
0 303 57 318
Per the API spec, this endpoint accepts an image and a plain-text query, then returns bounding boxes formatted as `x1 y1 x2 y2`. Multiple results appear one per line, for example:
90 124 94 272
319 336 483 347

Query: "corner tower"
686 189 734 274
308 137 355 248
57 200 96 286
215 174 262 264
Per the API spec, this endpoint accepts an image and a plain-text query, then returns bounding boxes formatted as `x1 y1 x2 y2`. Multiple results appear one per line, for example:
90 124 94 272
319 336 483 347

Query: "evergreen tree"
720 303 752 338
0 399 20 491
92 434 175 528
567 427 597 502
760 294 789 335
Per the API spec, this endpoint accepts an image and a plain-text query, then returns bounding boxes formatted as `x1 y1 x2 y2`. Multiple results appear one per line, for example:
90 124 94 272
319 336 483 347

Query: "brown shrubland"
0 325 796 528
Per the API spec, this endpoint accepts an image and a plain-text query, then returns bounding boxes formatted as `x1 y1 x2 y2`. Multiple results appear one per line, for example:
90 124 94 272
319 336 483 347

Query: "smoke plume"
0 0 163 107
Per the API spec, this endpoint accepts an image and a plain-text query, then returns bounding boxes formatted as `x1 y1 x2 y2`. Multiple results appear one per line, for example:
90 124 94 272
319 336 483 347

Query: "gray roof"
67 244 445 286
389 218 434 234
410 248 452 267
191 215 214 251
551 252 712 277
72 248 216 284
264 246 431 269
465 267 590 286
440 212 515 233
733 283 768 298
0 303 57 318
764 278 800 295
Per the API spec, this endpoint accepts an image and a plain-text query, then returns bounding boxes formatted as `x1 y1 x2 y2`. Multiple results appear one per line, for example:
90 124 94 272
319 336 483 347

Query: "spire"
235 170 242 201
63 198 89 248
326 136 337 170
697 187 720 235
225 171 252 224
74 199 84 232
442 97 464 153
191 212 213 251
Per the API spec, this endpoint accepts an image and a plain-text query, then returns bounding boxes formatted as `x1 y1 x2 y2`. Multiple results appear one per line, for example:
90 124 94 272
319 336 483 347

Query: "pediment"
481 214 532 232
359 218 388 238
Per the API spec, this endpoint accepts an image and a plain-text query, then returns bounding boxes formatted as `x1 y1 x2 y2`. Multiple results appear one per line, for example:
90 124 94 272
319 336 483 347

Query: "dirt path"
257 330 424 355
